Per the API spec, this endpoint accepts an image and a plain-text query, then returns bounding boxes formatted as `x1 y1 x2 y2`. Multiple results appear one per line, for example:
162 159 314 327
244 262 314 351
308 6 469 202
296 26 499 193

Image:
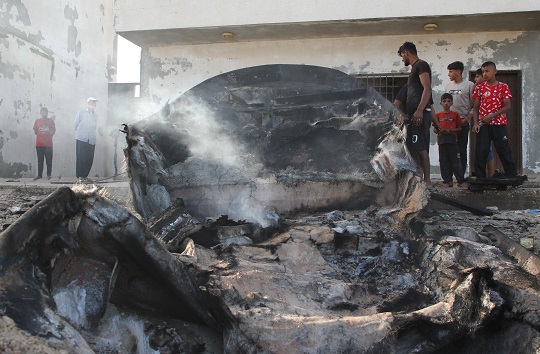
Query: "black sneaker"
491 171 505 179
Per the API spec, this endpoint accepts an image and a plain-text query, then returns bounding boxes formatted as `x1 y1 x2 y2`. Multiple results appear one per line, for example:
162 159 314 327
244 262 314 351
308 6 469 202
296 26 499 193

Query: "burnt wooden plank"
483 225 540 276
429 192 494 216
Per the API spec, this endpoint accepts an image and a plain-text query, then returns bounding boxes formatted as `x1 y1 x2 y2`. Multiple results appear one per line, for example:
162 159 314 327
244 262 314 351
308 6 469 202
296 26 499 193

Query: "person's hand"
473 124 480 133
413 109 423 126
481 113 494 124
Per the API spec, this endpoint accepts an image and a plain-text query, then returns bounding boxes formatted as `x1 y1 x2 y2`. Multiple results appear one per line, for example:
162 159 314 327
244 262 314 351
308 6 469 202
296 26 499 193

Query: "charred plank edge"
483 225 540 277
0 187 80 271
429 192 494 216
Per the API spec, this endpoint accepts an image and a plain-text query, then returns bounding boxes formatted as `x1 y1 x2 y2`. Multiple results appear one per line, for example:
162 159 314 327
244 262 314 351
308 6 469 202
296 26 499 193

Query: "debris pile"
1 65 540 353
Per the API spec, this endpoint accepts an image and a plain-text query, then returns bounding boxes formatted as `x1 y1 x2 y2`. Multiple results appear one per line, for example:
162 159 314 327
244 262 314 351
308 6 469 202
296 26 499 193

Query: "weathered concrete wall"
0 0 116 178
114 0 539 32
138 31 539 174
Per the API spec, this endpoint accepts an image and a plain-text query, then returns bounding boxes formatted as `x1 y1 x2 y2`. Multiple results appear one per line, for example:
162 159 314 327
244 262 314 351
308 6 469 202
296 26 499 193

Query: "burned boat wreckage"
2 65 540 353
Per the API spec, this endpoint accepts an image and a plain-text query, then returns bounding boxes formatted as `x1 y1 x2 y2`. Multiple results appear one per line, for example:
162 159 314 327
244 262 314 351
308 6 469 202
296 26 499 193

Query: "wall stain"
12 99 31 119
332 62 356 74
0 57 23 80
146 56 183 79
1 0 31 26
64 5 82 56
175 57 192 72
359 61 371 71
67 24 82 56
64 5 79 23
435 40 450 46
28 30 44 44
430 72 443 87
0 135 29 178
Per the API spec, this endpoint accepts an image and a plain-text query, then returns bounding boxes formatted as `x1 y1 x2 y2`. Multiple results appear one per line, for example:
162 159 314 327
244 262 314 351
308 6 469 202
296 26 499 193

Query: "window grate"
354 74 408 103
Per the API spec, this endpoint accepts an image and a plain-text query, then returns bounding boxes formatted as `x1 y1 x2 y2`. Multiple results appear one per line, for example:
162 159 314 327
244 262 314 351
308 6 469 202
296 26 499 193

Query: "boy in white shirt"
445 61 474 177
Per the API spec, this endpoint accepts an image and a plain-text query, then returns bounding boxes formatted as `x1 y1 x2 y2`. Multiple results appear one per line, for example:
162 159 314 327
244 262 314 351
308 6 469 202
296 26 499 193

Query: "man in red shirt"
472 61 517 178
33 107 56 180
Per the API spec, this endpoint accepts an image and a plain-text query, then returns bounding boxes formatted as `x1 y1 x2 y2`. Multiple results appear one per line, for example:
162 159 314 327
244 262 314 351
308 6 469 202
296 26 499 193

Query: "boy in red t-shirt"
472 61 517 178
434 93 466 187
32 107 56 180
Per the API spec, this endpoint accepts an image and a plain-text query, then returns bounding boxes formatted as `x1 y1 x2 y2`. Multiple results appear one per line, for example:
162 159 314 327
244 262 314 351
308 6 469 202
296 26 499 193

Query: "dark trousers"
474 124 517 178
439 142 465 183
456 123 469 175
76 140 95 178
36 146 53 177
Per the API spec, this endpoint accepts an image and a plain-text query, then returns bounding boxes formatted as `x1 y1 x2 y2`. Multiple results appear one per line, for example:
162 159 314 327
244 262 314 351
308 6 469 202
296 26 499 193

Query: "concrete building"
115 0 540 176
0 1 116 178
1 1 539 178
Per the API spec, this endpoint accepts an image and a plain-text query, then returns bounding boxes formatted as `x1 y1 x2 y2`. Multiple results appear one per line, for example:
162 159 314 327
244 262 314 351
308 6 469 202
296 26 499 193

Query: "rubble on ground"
2 182 540 352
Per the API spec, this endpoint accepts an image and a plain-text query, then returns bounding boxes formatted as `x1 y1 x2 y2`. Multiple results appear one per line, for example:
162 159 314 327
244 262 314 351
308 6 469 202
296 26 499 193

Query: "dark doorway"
468 70 522 176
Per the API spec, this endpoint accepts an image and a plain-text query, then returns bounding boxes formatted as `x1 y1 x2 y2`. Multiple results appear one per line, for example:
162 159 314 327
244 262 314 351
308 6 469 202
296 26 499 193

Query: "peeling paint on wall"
0 135 29 178
145 55 194 80
435 40 450 46
0 1 116 178
64 5 82 56
12 99 30 120
1 0 31 26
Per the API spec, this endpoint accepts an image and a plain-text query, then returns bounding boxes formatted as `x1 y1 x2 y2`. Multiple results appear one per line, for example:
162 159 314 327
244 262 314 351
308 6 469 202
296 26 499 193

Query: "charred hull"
124 64 411 223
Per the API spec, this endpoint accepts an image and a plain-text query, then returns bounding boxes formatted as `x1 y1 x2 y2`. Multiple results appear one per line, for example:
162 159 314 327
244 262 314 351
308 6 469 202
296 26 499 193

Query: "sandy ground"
0 178 131 231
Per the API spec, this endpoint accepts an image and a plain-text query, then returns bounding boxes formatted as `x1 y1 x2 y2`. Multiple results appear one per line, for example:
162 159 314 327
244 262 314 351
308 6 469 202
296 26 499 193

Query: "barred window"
354 74 408 103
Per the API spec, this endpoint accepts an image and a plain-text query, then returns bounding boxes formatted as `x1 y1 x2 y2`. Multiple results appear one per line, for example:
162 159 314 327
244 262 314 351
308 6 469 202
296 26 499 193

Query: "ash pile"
1 65 540 353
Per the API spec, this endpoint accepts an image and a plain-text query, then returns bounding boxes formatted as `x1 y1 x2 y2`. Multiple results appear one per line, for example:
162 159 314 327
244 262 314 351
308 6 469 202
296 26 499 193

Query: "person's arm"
50 120 56 137
413 72 431 125
481 98 511 124
430 105 441 131
33 120 38 135
74 111 81 130
454 113 463 132
464 82 474 124
432 112 438 133
473 98 480 133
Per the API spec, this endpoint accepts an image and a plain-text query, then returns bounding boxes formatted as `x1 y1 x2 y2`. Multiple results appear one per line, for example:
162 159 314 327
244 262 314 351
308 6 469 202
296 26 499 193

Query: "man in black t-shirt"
397 42 434 188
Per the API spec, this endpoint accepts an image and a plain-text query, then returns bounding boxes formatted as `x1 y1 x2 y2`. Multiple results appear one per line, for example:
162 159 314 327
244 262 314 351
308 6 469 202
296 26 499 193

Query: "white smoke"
172 99 247 167
94 309 159 354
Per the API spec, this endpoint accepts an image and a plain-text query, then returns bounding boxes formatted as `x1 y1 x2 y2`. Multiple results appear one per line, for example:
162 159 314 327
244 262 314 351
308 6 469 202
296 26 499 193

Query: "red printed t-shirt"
435 111 462 139
33 118 56 147
472 81 512 125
